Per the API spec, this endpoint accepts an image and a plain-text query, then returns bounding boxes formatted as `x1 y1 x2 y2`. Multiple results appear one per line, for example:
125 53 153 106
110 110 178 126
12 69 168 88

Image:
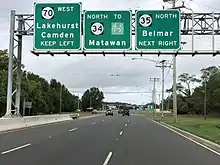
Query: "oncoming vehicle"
122 109 130 116
106 110 113 116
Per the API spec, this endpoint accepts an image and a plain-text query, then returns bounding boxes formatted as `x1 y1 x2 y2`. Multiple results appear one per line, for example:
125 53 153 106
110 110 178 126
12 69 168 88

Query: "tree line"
0 50 80 116
163 66 220 116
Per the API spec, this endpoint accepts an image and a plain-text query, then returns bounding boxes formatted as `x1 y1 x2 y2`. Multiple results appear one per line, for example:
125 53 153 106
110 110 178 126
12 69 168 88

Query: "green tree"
165 73 200 114
81 87 104 111
0 50 9 115
0 49 79 116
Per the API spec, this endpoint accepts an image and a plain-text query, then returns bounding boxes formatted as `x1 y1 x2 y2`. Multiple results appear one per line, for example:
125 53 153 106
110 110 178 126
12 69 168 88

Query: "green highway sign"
135 10 180 50
34 3 81 50
83 10 132 50
148 105 154 111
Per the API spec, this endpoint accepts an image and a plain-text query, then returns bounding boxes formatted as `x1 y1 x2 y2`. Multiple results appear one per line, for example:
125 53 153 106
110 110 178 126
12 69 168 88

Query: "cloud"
1 0 220 104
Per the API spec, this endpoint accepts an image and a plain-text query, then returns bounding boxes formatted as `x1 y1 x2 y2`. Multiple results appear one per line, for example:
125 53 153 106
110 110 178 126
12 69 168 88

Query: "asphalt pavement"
0 113 220 165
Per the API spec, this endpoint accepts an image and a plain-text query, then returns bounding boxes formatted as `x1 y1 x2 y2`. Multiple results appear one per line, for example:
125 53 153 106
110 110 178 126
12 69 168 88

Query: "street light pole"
173 54 177 122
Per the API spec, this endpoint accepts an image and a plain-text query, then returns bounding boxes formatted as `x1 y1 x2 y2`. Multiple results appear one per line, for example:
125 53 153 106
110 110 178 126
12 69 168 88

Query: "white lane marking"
69 128 78 132
92 122 96 124
102 120 105 122
48 136 52 139
125 124 127 127
116 138 119 141
147 117 220 156
120 131 123 136
1 143 31 155
103 152 113 165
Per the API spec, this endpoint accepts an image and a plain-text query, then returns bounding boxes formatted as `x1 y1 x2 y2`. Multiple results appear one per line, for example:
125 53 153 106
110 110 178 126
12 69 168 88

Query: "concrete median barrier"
0 118 26 131
0 113 79 132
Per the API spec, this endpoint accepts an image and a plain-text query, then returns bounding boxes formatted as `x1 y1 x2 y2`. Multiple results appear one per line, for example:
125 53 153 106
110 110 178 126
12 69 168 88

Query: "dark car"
106 110 113 116
118 109 122 114
122 109 130 116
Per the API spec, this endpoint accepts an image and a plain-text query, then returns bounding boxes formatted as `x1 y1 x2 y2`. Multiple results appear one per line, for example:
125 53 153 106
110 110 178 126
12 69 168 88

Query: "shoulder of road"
140 112 220 154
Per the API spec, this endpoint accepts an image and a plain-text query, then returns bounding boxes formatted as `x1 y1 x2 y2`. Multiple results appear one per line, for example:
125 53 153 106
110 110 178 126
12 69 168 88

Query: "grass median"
141 111 220 145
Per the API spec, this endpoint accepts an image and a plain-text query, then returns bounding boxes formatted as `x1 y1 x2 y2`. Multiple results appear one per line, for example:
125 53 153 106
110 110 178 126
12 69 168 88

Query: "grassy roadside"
140 111 220 145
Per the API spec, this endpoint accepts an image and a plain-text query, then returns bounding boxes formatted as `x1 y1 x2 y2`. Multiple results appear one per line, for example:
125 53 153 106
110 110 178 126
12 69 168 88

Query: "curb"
161 122 220 153
145 116 220 155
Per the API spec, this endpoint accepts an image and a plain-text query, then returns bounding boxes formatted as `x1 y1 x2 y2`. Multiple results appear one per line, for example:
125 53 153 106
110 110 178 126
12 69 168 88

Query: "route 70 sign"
34 2 82 50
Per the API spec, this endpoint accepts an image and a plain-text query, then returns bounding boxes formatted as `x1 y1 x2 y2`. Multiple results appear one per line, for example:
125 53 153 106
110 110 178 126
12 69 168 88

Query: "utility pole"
158 94 161 111
204 79 207 120
150 77 160 116
77 92 80 110
59 85 62 114
156 60 171 118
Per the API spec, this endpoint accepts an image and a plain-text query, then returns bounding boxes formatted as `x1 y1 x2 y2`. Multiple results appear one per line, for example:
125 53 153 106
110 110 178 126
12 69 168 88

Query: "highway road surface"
0 113 220 165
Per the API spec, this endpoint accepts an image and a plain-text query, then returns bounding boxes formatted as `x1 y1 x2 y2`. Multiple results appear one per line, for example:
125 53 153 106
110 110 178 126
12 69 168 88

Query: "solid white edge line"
1 143 31 155
146 117 220 156
69 128 78 132
120 131 123 136
103 152 113 165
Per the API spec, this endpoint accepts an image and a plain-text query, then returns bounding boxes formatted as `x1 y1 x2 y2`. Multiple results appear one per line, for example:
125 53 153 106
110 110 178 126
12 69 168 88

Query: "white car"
92 109 98 114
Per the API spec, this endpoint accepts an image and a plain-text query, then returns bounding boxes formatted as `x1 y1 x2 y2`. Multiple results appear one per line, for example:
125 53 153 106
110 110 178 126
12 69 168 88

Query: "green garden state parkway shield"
34 3 82 50
83 10 132 50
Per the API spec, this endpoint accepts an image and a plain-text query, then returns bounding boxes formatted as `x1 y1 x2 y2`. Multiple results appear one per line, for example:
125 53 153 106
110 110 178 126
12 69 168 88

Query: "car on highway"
122 109 130 116
92 109 98 114
118 109 122 114
106 110 113 116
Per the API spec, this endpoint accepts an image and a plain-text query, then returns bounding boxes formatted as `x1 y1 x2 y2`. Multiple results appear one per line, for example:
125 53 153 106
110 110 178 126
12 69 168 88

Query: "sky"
0 0 220 105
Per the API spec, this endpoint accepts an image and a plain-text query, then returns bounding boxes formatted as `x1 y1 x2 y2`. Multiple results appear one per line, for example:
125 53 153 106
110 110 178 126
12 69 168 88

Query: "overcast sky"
0 0 220 105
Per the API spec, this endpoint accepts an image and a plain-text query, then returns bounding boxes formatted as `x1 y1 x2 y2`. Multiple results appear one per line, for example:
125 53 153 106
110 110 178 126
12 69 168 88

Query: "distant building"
108 105 117 110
